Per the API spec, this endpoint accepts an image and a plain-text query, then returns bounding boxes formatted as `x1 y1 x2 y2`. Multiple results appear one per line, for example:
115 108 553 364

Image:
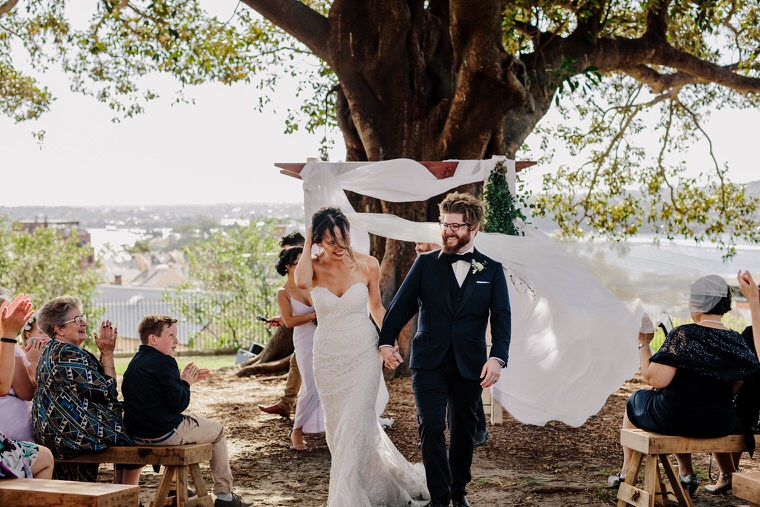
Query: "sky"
1 74 332 207
1 2 759 208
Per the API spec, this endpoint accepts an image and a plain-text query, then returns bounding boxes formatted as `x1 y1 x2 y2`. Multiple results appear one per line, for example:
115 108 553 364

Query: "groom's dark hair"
439 192 485 226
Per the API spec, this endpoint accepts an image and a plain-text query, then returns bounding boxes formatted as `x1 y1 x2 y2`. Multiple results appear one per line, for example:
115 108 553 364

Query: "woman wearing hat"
608 274 760 495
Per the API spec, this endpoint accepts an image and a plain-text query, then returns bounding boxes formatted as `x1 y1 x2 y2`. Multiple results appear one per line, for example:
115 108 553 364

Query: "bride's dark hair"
311 206 355 262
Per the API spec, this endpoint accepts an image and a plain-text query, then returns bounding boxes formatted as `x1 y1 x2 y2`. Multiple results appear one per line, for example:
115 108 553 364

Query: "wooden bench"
734 471 760 507
0 478 139 506
617 429 760 507
59 443 213 507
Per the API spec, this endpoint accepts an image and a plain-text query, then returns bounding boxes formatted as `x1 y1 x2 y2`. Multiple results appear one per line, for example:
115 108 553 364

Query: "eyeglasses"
62 315 87 326
439 222 469 232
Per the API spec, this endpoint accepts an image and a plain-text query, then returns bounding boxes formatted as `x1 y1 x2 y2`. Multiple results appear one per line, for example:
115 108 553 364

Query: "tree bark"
236 354 292 377
238 325 293 365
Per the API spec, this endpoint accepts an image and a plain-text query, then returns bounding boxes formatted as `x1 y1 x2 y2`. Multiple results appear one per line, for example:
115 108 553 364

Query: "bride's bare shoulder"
354 252 380 268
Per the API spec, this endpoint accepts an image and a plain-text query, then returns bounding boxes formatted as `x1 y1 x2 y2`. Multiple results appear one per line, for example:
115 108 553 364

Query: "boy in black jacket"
122 315 251 507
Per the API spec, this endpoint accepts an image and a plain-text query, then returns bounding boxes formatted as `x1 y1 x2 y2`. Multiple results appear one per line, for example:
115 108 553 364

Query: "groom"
380 191 511 507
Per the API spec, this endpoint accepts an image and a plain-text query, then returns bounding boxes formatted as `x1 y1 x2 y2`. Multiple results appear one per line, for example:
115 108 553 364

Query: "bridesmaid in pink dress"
275 246 324 451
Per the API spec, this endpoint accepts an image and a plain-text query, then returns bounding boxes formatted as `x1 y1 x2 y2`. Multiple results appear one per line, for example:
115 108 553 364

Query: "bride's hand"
380 345 402 370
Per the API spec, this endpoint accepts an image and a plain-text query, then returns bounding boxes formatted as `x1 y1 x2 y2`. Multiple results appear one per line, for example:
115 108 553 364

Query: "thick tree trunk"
236 325 294 376
236 354 292 377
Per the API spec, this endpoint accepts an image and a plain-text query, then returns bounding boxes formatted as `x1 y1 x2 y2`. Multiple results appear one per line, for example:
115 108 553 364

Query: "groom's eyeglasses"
439 222 469 232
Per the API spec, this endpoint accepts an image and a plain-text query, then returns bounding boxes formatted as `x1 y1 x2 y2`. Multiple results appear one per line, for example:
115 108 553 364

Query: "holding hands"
180 362 210 385
380 345 403 370
0 294 34 339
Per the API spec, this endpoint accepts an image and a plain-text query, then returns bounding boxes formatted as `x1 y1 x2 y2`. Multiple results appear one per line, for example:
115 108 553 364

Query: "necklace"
699 319 724 326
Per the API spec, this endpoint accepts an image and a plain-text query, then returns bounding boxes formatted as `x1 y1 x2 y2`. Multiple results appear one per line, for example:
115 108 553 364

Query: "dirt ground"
101 368 760 506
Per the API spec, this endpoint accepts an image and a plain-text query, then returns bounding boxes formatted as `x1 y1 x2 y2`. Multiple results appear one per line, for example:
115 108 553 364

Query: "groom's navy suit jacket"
379 248 511 379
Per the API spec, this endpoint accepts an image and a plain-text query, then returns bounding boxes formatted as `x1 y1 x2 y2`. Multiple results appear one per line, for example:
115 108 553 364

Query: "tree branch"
241 0 329 61
0 0 18 17
441 0 526 157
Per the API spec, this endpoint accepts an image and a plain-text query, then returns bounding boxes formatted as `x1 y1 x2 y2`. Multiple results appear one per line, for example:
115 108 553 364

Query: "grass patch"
114 354 236 375
593 485 617 502
520 477 545 487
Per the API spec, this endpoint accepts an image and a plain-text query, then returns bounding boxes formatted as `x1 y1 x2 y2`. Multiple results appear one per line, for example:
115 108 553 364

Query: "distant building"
16 217 94 270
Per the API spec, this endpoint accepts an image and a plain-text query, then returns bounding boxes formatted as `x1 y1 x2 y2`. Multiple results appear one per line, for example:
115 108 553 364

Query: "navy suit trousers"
412 351 482 503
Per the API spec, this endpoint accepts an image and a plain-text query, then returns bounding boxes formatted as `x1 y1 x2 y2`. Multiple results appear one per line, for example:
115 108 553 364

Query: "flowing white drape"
300 158 639 427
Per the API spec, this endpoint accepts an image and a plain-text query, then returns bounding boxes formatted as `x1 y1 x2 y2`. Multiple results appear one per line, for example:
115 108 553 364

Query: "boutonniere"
471 259 486 274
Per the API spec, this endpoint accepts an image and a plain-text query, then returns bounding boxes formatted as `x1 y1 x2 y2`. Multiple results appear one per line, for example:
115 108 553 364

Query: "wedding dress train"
312 282 429 507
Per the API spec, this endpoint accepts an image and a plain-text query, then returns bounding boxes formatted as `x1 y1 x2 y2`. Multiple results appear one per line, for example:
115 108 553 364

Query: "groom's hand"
480 358 502 388
380 345 403 370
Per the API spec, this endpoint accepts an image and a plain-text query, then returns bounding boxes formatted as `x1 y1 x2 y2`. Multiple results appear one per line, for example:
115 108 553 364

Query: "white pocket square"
476 281 490 284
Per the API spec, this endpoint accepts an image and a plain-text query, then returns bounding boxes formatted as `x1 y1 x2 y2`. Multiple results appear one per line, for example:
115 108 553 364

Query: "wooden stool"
59 443 213 507
0 478 139 507
617 429 758 507
733 471 760 507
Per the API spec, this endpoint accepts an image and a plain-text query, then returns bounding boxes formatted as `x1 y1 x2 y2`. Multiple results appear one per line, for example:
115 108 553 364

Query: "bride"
295 206 429 507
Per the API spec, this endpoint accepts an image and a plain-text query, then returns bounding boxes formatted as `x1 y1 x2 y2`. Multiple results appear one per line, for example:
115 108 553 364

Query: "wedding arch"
281 158 639 427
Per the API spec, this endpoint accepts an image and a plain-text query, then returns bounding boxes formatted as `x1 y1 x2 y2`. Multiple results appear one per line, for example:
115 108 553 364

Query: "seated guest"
0 294 47 442
608 274 760 495
122 315 251 507
706 275 760 494
21 313 48 346
0 293 54 479
33 296 139 484
0 335 45 442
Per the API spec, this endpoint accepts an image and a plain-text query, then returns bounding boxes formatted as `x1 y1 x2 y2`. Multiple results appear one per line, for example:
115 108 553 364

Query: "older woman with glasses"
32 295 139 484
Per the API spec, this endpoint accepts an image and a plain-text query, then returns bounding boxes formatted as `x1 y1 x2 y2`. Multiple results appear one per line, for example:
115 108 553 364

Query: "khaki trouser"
281 353 302 412
135 413 232 495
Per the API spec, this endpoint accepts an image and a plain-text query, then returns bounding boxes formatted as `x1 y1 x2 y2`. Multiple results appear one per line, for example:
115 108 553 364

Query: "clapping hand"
22 335 49 364
638 313 655 345
0 294 34 338
180 362 210 385
738 270 760 305
94 320 118 354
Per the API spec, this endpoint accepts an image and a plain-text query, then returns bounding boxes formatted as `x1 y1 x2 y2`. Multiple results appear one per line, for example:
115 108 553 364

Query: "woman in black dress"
608 274 760 494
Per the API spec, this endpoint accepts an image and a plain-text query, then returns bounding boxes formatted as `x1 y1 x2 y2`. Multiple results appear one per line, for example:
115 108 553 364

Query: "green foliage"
1 1 337 154
482 161 527 236
169 219 282 350
529 73 760 258
0 216 103 332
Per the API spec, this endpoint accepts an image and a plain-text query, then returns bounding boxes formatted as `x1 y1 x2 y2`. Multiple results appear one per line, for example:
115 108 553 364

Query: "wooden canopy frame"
275 160 537 180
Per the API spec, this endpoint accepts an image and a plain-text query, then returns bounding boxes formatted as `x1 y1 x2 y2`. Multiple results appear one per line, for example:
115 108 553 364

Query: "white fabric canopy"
299 158 639 427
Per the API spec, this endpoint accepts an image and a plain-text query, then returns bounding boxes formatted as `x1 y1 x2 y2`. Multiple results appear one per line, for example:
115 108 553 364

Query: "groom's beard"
441 230 472 254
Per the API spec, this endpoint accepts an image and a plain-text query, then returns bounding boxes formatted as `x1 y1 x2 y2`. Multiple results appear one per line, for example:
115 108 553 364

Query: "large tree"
4 1 760 310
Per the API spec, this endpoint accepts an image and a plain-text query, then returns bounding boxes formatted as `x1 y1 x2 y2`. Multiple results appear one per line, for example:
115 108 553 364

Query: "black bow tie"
445 252 473 264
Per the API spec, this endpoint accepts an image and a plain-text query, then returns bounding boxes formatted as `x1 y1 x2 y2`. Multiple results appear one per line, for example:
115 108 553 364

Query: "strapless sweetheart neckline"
312 281 366 299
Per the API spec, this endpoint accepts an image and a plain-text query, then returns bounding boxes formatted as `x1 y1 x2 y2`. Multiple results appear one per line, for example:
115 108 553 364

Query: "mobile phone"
256 315 270 323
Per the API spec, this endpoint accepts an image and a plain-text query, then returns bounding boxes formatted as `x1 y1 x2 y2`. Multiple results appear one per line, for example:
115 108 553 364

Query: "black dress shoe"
452 495 471 507
473 429 489 448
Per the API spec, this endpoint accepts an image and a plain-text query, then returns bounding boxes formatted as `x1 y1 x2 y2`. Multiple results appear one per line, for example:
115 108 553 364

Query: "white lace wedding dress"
311 282 429 507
